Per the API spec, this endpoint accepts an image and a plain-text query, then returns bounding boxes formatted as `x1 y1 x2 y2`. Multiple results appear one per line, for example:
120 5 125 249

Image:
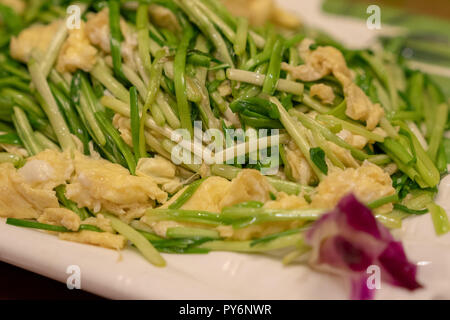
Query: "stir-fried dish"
0 0 448 298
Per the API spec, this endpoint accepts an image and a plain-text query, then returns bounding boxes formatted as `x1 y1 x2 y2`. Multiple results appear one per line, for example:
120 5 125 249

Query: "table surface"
1 0 448 300
348 0 450 19
0 261 101 300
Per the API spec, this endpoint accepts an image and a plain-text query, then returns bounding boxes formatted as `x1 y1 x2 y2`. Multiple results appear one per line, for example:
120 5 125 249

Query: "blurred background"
323 0 450 97
345 0 450 19
222 0 450 97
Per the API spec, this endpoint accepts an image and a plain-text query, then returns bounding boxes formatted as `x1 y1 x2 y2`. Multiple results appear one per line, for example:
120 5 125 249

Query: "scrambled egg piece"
137 156 183 194
344 82 384 130
18 150 73 190
282 39 348 82
56 21 98 73
282 39 384 129
10 20 62 63
85 8 137 69
148 4 180 32
138 156 176 180
310 83 335 105
169 169 275 213
0 163 59 219
219 169 275 209
37 207 80 231
85 8 110 53
1 149 167 222
263 192 309 210
311 161 395 212
270 6 302 29
0 0 25 14
59 230 127 250
66 152 167 222
146 171 303 240
218 190 309 240
222 0 301 29
336 129 368 150
83 214 114 233
0 150 72 219
373 127 388 140
112 113 133 146
285 140 316 186
223 0 273 27
182 176 231 213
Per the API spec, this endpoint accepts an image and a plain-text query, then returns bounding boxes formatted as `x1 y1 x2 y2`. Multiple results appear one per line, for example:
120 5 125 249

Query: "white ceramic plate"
1 0 450 300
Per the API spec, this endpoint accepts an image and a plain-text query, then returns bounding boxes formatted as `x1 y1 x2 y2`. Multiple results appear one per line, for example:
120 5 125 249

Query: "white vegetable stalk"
104 213 166 267
193 0 235 43
227 69 304 96
407 121 428 150
144 130 172 159
91 61 130 103
214 134 288 164
40 25 67 77
156 92 181 129
100 95 173 139
28 59 75 151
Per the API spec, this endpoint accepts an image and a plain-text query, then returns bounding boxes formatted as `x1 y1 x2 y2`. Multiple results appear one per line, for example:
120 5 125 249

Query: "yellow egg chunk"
56 21 98 73
37 207 81 231
85 8 111 53
310 83 335 105
144 169 286 240
182 176 231 213
179 169 275 213
221 0 301 29
66 152 167 222
263 192 309 210
18 150 74 190
222 0 271 27
82 214 114 233
336 129 368 150
59 230 127 250
270 6 302 29
285 140 316 186
0 148 168 225
219 169 275 209
10 20 62 63
312 161 396 212
112 114 133 147
0 163 59 219
136 156 183 194
85 8 137 69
